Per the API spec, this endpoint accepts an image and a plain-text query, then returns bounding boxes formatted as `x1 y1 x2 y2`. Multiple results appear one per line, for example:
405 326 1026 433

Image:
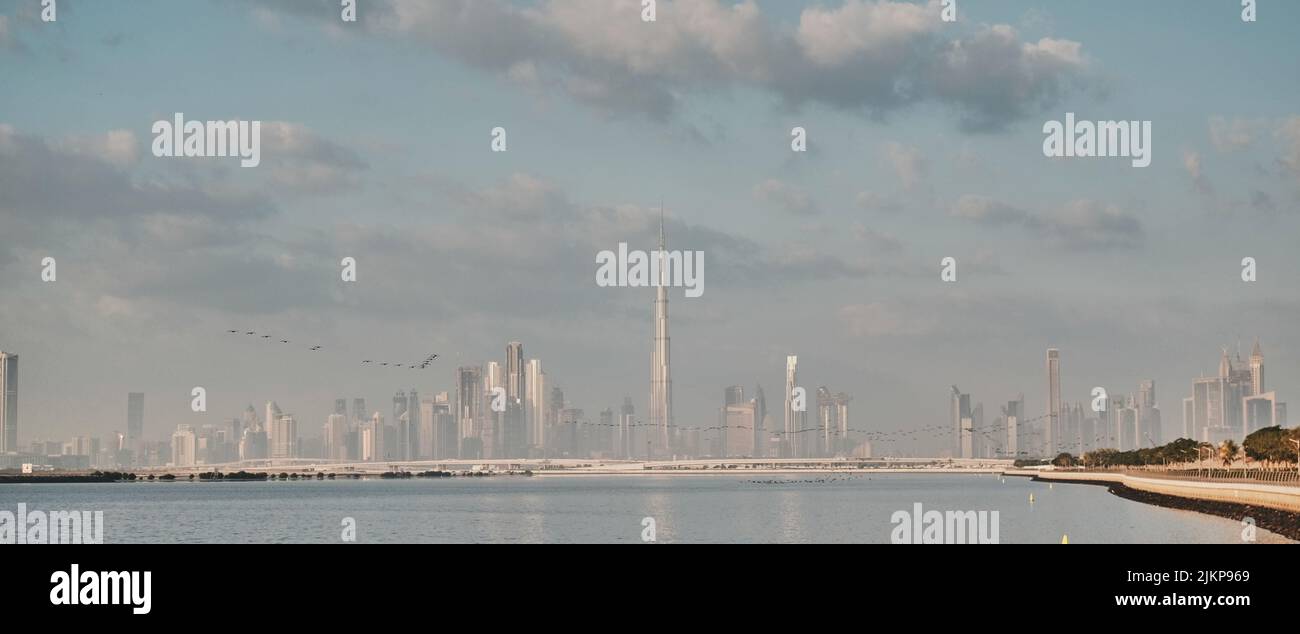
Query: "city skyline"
5 334 1292 467
3 1 1300 455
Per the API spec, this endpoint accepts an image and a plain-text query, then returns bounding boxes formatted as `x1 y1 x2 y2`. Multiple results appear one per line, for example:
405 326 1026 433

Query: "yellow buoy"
1049 483 1054 489
1061 534 1069 544
1029 493 1035 503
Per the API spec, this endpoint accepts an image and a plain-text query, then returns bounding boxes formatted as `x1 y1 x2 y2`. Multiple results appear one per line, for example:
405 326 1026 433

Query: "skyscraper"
272 414 298 459
526 359 545 452
1250 340 1265 396
265 401 281 457
505 343 526 457
783 356 800 458
950 386 971 458
171 425 196 467
619 396 635 459
127 392 144 453
456 366 484 458
1 352 17 453
1046 348 1061 457
1003 394 1024 458
649 214 673 457
324 413 347 460
407 389 420 460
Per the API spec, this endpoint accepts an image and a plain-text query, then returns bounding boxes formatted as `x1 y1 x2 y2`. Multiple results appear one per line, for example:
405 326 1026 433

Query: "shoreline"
1036 476 1300 542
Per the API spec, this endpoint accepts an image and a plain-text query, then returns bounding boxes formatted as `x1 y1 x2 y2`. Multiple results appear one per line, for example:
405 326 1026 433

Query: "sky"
1 0 1298 455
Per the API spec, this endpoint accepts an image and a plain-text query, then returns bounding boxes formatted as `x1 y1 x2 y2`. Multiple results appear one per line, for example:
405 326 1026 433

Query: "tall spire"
659 201 665 251
649 199 673 457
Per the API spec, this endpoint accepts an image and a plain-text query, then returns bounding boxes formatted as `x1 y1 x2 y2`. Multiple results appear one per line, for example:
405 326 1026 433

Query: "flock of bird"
225 330 437 370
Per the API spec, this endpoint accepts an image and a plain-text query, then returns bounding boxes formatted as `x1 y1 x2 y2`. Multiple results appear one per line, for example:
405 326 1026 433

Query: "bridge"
143 456 1017 476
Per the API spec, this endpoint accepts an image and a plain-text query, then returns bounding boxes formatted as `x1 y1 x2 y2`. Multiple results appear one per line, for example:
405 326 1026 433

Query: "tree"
1218 439 1239 467
1052 453 1076 467
1244 426 1293 464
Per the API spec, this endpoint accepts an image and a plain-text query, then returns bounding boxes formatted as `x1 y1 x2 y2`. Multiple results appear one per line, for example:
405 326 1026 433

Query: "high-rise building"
547 385 564 453
503 343 526 457
649 217 674 457
1 352 17 453
507 343 525 401
1003 394 1024 458
526 359 545 452
324 413 347 460
127 392 144 453
264 401 281 455
950 386 971 458
815 387 834 458
1046 348 1061 457
406 389 420 460
1244 392 1277 434
334 399 348 416
456 366 484 458
1250 340 1265 396
360 414 382 462
171 425 196 467
619 397 635 459
393 390 408 459
352 398 366 425
272 414 298 459
1190 347 1255 443
784 356 801 458
753 385 769 458
723 400 757 457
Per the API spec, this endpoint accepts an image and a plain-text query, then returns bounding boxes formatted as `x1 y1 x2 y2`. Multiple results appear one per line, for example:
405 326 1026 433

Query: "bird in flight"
227 330 238 334
310 346 322 351
280 340 290 344
245 331 256 336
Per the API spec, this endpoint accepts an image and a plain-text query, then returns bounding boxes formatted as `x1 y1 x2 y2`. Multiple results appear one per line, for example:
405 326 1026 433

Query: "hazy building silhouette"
126 392 144 456
0 352 17 453
649 218 674 457
1046 348 1061 457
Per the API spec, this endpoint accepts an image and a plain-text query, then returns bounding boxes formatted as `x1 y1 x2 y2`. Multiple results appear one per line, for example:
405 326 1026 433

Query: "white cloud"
754 179 819 216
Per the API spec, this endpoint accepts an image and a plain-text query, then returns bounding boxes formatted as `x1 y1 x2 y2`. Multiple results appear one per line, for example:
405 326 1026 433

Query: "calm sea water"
0 474 1286 544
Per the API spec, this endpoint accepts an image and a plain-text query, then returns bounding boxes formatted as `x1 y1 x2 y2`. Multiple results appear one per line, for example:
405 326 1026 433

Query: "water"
0 474 1286 543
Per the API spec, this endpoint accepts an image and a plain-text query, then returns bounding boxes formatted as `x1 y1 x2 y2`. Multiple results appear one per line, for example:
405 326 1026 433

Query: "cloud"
850 223 903 252
0 124 275 222
245 0 1092 130
1183 150 1213 196
258 121 369 195
884 142 927 191
1278 116 1300 181
855 190 903 213
951 194 1033 226
1208 116 1264 153
753 179 820 216
51 129 140 167
951 195 1142 250
839 301 938 337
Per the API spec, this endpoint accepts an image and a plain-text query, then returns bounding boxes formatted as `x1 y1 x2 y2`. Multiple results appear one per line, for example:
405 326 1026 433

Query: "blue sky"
2 0 1298 454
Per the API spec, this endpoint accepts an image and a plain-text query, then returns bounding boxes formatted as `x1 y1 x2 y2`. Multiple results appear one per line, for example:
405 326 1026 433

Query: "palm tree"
1219 439 1239 467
